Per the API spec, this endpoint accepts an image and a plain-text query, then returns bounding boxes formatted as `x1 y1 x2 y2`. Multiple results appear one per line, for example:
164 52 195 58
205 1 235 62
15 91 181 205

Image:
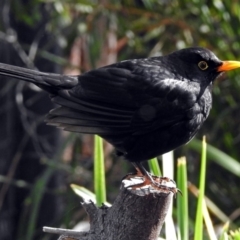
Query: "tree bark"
44 176 177 240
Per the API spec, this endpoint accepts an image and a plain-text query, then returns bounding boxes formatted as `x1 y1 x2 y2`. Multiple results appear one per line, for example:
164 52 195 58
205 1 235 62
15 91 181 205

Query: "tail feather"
0 62 78 93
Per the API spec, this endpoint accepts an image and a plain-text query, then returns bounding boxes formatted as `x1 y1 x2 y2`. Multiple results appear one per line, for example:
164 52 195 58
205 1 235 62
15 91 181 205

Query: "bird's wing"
46 60 138 136
46 59 199 141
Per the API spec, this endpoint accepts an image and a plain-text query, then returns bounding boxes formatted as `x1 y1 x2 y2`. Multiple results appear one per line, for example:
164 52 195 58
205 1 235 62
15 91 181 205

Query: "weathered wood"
44 175 177 240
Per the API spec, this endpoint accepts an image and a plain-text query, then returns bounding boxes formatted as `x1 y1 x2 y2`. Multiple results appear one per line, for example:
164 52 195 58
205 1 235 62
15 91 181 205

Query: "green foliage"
148 158 162 176
177 157 189 240
227 229 240 240
188 139 240 177
194 137 207 240
94 135 106 206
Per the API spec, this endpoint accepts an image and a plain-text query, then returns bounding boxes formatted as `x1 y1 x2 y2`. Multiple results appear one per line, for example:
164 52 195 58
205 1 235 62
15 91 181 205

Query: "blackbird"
0 47 240 186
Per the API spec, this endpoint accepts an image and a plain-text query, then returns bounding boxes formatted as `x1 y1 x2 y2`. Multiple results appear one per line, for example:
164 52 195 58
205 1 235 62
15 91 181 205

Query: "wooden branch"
43 176 178 240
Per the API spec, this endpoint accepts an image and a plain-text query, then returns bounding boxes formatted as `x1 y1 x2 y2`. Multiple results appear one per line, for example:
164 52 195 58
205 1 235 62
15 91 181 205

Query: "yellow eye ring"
198 61 208 70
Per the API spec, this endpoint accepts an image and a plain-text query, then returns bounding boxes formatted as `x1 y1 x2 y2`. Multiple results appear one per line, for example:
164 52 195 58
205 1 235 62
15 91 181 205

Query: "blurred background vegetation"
0 0 239 239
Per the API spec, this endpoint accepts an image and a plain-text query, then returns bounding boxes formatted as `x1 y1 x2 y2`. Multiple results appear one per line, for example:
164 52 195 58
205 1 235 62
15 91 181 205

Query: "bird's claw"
123 172 179 196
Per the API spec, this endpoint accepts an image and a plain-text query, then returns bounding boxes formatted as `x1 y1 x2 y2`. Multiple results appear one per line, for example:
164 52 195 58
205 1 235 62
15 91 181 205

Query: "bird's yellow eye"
198 61 208 70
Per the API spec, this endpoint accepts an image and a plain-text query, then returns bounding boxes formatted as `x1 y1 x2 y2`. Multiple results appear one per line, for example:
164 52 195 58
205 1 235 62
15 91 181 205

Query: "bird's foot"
122 170 179 195
151 176 181 195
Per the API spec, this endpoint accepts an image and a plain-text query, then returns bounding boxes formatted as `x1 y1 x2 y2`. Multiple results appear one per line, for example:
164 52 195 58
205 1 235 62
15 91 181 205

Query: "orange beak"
217 61 240 72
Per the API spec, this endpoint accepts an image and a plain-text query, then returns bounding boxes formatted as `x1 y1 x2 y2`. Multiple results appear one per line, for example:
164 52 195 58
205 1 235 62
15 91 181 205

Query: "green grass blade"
71 184 111 207
194 136 207 240
71 184 97 203
177 157 189 240
229 229 240 240
202 198 217 240
219 223 230 240
17 169 51 240
188 139 240 177
94 135 106 206
17 133 77 240
148 158 161 176
189 183 231 223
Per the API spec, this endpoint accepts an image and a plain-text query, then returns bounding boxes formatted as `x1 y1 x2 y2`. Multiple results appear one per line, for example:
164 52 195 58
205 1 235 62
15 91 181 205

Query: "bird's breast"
164 80 212 137
124 80 212 162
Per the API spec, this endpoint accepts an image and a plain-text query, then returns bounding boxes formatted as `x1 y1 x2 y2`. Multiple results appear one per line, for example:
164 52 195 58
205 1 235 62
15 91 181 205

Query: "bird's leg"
132 162 156 185
123 162 158 188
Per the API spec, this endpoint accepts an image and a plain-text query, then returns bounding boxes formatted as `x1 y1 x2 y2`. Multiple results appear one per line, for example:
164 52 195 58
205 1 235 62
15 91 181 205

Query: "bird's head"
167 47 240 86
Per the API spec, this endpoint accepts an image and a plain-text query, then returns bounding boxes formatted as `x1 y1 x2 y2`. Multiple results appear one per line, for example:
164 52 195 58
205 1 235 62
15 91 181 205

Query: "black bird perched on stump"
0 47 240 186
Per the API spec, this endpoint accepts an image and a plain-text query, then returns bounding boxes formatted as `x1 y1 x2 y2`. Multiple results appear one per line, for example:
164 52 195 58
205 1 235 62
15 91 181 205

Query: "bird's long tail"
0 62 78 93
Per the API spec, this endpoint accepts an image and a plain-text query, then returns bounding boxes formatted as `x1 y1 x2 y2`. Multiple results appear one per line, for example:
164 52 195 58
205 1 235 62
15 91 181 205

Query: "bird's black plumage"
0 47 237 164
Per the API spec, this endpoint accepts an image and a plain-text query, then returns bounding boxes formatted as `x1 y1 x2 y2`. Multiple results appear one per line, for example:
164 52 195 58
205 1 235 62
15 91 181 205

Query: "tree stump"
43 175 178 240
